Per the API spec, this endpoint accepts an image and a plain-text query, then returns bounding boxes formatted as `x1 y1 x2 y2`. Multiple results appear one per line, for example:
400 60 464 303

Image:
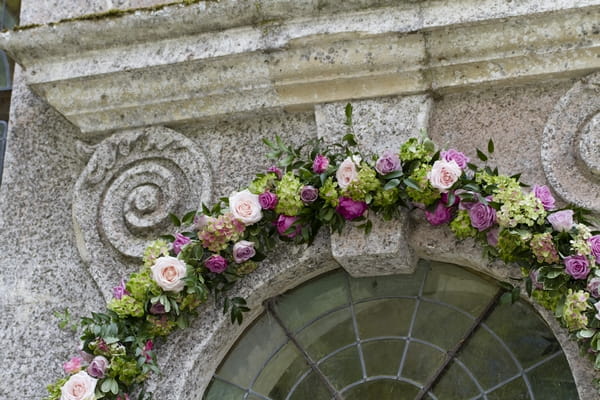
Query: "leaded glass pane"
204 378 246 400
296 307 355 361
318 346 363 390
361 339 406 376
401 341 445 385
287 371 331 400
487 378 529 400
349 264 427 300
354 298 415 338
342 379 420 400
252 342 309 399
431 361 481 400
526 354 578 399
412 300 473 349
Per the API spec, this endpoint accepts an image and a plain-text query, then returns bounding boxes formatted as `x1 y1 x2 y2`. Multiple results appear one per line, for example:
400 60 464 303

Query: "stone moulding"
0 0 599 134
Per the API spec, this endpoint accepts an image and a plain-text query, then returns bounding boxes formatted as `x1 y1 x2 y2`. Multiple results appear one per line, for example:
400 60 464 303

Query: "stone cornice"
1 0 599 134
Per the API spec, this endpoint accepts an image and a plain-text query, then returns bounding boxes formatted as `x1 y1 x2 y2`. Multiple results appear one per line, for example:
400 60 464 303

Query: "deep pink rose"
276 215 301 238
259 191 278 210
112 279 129 300
267 166 282 179
205 254 228 273
564 255 590 280
143 340 154 363
172 233 191 255
533 185 556 211
312 154 329 174
149 302 166 314
441 149 469 169
587 277 600 298
87 356 109 379
589 235 600 263
300 185 319 203
468 202 496 231
336 197 368 220
424 202 452 226
63 356 85 374
548 210 574 232
233 240 256 263
375 151 401 175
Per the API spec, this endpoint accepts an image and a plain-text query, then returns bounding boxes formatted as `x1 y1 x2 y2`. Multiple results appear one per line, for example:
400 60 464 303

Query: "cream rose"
336 156 361 189
428 159 461 192
229 189 262 225
60 371 97 400
151 256 187 293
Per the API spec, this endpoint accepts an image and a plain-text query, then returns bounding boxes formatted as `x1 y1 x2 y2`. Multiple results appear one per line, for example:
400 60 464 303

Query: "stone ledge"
1 0 599 134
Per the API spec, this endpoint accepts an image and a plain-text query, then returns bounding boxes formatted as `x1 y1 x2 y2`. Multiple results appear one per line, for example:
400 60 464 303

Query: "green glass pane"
413 301 473 349
431 361 481 400
457 328 519 390
296 308 356 361
319 346 363 390
423 262 496 316
362 339 406 376
246 396 266 400
288 371 332 400
401 341 445 385
526 354 578 399
487 378 529 400
217 315 287 388
253 342 310 400
355 298 415 339
203 378 246 400
343 379 420 400
274 271 349 332
485 302 561 369
350 262 427 300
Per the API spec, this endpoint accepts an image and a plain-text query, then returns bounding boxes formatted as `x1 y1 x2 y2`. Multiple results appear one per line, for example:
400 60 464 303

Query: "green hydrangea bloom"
275 172 304 216
146 315 177 337
236 260 258 275
475 172 521 192
198 213 245 252
562 289 590 331
571 224 593 255
108 295 145 318
406 164 440 206
180 293 205 311
127 270 161 302
108 356 145 386
399 138 434 162
532 289 562 312
44 377 68 400
373 187 400 207
497 229 530 263
248 172 278 194
344 164 381 201
320 176 339 207
143 239 169 267
494 190 546 228
530 232 560 264
450 210 478 239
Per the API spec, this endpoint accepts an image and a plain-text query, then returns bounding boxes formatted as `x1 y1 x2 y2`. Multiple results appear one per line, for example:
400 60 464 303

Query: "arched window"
204 260 578 400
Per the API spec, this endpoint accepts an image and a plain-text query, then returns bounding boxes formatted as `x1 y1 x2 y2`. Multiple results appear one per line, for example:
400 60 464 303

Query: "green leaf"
383 179 400 190
403 178 421 191
182 210 197 225
476 148 488 162
382 170 403 179
169 213 181 227
487 139 494 154
577 329 596 339
343 133 357 146
344 103 353 126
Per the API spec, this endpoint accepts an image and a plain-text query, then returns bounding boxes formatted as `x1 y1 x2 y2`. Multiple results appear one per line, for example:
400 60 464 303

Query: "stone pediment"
0 0 599 135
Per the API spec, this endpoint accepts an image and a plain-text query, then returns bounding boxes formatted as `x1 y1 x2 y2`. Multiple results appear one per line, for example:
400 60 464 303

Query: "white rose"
428 159 461 192
60 371 97 400
151 256 187 293
336 156 361 189
229 189 262 225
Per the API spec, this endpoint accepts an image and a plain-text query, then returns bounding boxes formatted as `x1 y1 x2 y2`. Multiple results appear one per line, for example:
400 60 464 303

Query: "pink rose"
193 214 214 231
424 201 452 226
564 255 590 280
532 185 556 211
63 356 85 374
312 154 329 174
547 210 574 232
276 214 301 238
232 240 256 263
86 356 109 379
229 189 262 225
205 254 228 273
258 191 278 210
336 197 368 220
150 256 187 293
441 149 469 169
60 371 97 400
589 235 600 263
336 156 360 189
428 160 462 192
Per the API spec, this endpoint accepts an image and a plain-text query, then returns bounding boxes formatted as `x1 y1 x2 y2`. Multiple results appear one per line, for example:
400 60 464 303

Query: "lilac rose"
547 210 574 232
375 151 401 175
112 279 129 300
312 154 330 174
336 197 368 220
277 214 301 238
487 227 500 247
468 202 497 231
589 235 600 263
205 254 228 273
267 166 282 179
259 191 278 210
587 277 600 298
530 269 544 290
233 240 256 263
424 201 452 226
441 149 470 169
300 185 319 203
532 185 556 211
172 233 191 255
564 255 590 280
87 356 109 379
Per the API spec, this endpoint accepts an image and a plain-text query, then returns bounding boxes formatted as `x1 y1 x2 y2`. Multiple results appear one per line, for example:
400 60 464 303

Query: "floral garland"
47 106 600 400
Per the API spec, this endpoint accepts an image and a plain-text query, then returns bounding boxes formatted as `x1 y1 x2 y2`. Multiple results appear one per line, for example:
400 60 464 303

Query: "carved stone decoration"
542 72 600 213
73 126 212 295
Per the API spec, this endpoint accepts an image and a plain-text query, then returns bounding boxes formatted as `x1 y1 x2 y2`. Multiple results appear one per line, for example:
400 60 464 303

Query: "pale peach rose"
428 160 461 192
229 189 262 225
336 156 361 189
60 371 97 400
151 256 187 293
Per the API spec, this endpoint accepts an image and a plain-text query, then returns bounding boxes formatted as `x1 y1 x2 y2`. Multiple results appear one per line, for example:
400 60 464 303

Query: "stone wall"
0 0 598 399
